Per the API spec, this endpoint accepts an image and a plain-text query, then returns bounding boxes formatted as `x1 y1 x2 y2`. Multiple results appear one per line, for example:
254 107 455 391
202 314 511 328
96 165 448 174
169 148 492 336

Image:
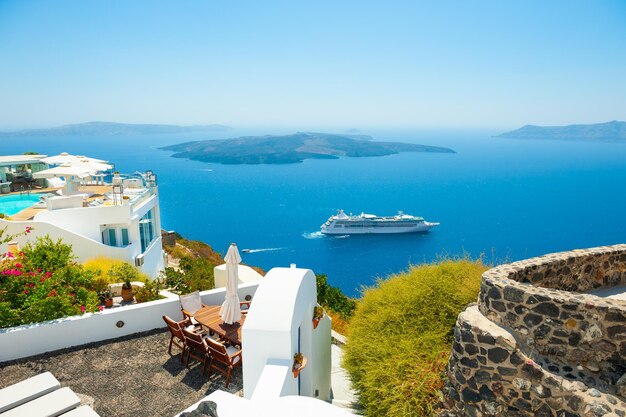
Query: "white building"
0 154 49 193
0 154 165 278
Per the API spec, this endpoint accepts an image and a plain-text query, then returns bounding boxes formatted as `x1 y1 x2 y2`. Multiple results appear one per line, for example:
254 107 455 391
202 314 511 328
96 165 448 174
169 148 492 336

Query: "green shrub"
134 279 163 303
343 259 486 417
0 237 101 328
163 256 215 294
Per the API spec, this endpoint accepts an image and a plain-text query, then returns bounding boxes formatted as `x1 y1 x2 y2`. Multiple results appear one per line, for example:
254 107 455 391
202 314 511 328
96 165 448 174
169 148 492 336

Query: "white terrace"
0 265 355 417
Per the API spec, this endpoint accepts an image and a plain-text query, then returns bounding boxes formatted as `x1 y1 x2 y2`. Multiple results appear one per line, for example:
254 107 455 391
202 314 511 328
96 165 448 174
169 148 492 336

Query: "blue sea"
2 128 626 296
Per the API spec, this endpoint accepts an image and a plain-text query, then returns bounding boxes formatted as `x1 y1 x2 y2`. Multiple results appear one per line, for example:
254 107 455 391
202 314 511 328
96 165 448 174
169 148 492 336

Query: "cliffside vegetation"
316 273 357 334
163 234 265 294
343 258 487 417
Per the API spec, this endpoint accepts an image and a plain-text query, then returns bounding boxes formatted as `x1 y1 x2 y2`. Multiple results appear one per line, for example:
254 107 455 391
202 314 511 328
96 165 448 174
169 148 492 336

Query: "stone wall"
443 245 626 417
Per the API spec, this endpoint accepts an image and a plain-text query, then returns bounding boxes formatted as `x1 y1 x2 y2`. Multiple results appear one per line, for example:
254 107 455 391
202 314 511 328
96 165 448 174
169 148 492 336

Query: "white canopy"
72 159 113 172
220 243 242 324
32 164 94 179
41 152 109 165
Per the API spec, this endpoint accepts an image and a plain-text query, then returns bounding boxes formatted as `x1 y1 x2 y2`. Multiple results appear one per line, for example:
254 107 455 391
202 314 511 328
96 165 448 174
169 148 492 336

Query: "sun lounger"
1 387 81 417
0 371 60 413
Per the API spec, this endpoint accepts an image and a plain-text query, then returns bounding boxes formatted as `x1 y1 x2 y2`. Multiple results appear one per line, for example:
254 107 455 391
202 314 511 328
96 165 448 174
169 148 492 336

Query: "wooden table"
194 305 244 346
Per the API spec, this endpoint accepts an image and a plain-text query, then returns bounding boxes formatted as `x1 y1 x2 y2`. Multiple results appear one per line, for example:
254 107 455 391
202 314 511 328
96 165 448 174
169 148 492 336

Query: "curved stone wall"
444 244 626 417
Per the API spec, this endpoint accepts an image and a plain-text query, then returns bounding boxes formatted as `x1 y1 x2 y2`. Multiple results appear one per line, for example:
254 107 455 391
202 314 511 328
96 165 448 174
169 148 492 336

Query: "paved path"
331 343 358 412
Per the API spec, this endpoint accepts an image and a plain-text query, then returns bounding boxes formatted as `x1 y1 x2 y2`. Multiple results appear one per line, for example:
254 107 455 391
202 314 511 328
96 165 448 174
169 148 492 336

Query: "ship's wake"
241 247 283 253
302 231 324 239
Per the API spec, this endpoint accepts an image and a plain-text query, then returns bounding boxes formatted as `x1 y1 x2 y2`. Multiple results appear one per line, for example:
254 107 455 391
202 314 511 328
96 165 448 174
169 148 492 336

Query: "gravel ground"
0 329 242 417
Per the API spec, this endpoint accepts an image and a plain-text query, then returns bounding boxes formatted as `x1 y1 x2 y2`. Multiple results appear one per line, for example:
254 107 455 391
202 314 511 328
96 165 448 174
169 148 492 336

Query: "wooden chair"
205 337 242 387
179 291 208 323
162 315 195 362
181 328 211 375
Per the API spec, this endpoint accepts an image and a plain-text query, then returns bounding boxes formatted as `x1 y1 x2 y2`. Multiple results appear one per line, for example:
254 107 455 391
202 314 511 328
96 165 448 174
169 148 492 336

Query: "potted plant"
292 352 307 378
312 306 324 329
121 278 134 302
98 288 114 308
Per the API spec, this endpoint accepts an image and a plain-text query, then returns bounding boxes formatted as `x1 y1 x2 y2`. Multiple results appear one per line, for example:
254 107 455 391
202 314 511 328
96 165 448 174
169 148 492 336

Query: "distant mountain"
498 121 626 141
0 121 232 137
160 132 455 165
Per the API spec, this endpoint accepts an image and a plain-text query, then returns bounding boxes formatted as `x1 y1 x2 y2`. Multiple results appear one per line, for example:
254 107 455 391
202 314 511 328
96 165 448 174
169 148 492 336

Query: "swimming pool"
0 194 41 216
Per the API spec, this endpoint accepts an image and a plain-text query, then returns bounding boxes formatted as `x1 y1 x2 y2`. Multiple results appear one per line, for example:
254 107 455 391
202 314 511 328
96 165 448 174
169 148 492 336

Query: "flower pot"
292 356 308 378
121 287 134 302
312 317 321 329
105 298 113 308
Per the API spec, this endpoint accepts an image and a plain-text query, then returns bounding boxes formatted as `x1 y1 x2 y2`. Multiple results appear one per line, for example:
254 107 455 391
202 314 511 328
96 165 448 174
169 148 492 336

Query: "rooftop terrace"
0 330 242 417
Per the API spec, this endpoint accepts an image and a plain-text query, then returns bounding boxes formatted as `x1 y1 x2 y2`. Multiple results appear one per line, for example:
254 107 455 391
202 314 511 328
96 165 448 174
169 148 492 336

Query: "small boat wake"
302 231 325 239
334 234 350 239
241 247 283 254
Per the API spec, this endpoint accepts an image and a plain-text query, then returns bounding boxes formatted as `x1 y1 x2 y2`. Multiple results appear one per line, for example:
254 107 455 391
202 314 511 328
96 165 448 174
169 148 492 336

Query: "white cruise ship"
320 210 439 235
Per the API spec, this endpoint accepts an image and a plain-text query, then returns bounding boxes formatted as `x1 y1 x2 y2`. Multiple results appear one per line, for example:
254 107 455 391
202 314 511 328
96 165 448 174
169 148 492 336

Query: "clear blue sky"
0 1 625 129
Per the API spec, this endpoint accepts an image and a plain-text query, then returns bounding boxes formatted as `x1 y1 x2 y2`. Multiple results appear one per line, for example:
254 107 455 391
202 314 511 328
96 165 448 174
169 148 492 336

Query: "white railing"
0 283 259 363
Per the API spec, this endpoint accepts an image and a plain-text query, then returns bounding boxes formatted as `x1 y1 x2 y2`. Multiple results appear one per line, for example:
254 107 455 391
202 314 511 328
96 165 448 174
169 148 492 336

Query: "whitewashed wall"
242 267 332 402
0 218 133 264
34 204 131 241
0 283 258 363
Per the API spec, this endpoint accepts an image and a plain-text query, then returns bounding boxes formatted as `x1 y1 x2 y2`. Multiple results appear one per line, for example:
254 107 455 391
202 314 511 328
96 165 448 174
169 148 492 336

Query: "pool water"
0 194 41 216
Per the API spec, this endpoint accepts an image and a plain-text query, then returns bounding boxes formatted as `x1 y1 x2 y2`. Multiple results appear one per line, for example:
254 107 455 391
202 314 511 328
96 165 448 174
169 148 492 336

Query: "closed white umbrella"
220 243 242 324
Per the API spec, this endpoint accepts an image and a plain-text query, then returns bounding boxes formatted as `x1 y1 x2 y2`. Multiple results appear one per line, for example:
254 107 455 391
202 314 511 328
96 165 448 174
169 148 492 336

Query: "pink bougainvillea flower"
98 305 104 312
6 252 14 259
25 226 32 234
14 270 22 276
80 306 86 313
44 272 52 278
15 263 22 268
23 290 29 294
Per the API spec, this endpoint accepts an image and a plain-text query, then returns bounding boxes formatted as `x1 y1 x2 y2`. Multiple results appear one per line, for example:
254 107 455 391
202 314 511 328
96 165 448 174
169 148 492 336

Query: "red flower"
98 305 104 312
44 272 52 278
80 306 86 313
23 290 29 294
15 263 22 269
48 290 57 297
18 252 24 256
25 226 32 234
